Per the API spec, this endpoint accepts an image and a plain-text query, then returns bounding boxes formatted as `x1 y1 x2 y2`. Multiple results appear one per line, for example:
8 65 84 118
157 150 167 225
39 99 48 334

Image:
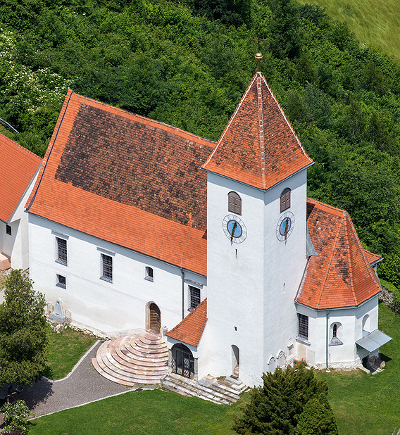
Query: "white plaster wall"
262 170 308 373
1 171 38 270
202 173 266 386
296 295 379 368
28 214 206 336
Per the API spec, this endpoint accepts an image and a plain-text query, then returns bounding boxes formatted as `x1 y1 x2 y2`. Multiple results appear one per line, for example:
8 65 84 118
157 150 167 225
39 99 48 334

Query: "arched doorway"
147 302 161 333
171 343 194 379
231 345 239 378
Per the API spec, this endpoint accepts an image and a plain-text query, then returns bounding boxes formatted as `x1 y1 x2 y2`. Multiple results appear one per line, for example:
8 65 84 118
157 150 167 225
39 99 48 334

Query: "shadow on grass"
379 352 392 364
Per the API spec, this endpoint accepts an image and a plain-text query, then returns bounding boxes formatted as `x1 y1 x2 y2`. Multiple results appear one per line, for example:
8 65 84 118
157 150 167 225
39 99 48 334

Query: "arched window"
267 356 276 373
362 315 370 337
277 350 286 368
330 322 343 346
228 191 242 215
280 188 291 213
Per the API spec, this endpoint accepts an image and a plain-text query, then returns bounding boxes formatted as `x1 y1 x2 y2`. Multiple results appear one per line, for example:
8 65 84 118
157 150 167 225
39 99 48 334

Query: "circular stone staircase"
92 331 168 386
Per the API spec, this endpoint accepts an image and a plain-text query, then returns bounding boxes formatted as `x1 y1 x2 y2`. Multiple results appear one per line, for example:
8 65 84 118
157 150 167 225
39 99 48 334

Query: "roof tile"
297 199 381 309
202 73 313 189
166 299 207 346
0 133 41 222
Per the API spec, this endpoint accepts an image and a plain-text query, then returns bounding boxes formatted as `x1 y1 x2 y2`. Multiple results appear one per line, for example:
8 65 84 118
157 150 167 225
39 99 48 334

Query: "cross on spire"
251 33 267 72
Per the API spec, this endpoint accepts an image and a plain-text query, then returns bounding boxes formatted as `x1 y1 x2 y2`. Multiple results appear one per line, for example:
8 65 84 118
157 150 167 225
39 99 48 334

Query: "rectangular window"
298 313 309 341
189 286 200 311
56 237 67 265
145 266 154 282
56 274 66 289
6 224 11 236
101 253 113 282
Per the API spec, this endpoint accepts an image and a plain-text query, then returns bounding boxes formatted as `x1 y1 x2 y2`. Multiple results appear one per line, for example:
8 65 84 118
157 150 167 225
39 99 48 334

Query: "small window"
280 188 291 213
228 192 242 215
56 237 67 265
330 323 343 346
101 253 113 282
298 313 308 341
189 286 200 311
145 266 154 282
6 224 11 236
56 274 66 289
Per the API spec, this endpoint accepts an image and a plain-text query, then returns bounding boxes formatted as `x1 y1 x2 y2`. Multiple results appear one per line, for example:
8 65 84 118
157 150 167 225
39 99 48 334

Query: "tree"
0 270 48 386
1 399 33 435
233 362 338 434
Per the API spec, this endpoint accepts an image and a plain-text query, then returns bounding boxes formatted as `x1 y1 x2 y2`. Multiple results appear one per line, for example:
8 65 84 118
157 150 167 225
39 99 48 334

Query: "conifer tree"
233 362 338 434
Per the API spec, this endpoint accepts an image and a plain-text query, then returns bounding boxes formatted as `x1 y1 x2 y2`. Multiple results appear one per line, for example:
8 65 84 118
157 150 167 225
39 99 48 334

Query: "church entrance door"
171 344 194 379
149 303 161 333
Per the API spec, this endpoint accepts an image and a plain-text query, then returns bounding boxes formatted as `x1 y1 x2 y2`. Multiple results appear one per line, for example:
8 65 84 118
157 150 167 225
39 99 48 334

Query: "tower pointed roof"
202 72 313 189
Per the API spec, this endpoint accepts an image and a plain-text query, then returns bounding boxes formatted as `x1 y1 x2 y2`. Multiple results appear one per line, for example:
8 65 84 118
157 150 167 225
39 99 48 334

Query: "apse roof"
202 72 313 189
296 199 382 309
0 133 41 223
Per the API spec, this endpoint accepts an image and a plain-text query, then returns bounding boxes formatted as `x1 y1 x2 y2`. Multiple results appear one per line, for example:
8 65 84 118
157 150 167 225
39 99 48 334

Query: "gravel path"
2 341 141 422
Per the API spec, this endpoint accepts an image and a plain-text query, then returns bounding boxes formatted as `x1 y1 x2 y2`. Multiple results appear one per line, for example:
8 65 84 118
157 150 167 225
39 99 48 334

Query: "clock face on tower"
276 211 295 241
222 215 247 243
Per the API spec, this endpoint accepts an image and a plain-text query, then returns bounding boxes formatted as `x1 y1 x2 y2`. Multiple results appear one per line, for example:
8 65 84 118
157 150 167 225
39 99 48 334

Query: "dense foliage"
1 0 400 284
233 363 338 434
0 270 48 386
1 399 33 435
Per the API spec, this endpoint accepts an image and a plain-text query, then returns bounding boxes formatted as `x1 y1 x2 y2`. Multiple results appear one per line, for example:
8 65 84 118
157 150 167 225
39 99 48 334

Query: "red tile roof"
0 133 41 223
27 90 214 275
297 199 382 309
363 249 382 266
202 72 313 189
166 299 207 346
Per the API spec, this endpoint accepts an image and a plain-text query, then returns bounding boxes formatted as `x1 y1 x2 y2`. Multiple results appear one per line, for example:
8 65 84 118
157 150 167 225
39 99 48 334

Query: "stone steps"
92 331 168 386
162 373 248 405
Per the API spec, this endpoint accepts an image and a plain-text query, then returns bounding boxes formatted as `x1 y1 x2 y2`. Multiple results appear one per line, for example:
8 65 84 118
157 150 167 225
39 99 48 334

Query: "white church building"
0 133 40 271
24 71 390 386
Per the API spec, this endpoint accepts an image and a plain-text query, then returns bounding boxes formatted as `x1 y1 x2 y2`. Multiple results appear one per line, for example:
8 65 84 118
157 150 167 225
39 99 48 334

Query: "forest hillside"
1 0 400 287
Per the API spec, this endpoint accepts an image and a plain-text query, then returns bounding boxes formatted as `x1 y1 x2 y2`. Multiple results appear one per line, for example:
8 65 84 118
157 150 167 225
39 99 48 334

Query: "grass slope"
317 303 400 434
298 0 400 63
43 326 97 380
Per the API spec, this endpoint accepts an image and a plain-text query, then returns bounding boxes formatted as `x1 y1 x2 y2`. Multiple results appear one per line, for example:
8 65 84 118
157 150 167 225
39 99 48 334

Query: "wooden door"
149 303 161 333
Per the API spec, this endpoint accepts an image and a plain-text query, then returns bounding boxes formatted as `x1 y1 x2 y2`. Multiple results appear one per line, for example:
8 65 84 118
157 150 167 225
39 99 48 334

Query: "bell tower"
200 56 313 386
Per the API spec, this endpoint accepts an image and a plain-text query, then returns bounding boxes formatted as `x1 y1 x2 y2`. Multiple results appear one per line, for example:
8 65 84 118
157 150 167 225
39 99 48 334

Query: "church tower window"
228 191 242 215
280 188 291 213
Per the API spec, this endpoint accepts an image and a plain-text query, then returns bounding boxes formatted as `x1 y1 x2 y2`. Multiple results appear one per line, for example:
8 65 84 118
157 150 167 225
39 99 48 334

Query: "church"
22 63 390 387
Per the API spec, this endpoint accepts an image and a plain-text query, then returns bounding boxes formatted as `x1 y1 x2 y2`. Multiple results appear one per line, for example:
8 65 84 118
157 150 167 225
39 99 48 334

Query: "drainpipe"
326 310 330 372
181 269 185 320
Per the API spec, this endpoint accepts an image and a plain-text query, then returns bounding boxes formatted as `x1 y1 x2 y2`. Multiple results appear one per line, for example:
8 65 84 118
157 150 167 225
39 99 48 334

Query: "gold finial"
255 52 263 73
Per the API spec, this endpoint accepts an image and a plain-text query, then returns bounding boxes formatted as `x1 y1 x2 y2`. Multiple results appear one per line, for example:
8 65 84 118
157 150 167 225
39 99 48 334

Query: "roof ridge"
202 74 258 169
263 76 310 162
256 75 266 188
73 92 216 146
345 212 382 293
307 197 346 215
0 132 41 161
344 212 357 305
26 89 74 212
316 210 346 308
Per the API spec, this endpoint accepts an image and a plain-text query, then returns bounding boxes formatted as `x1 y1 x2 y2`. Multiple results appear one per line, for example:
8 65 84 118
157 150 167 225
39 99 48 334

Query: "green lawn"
29 388 245 435
297 0 400 63
43 325 97 380
31 303 399 434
